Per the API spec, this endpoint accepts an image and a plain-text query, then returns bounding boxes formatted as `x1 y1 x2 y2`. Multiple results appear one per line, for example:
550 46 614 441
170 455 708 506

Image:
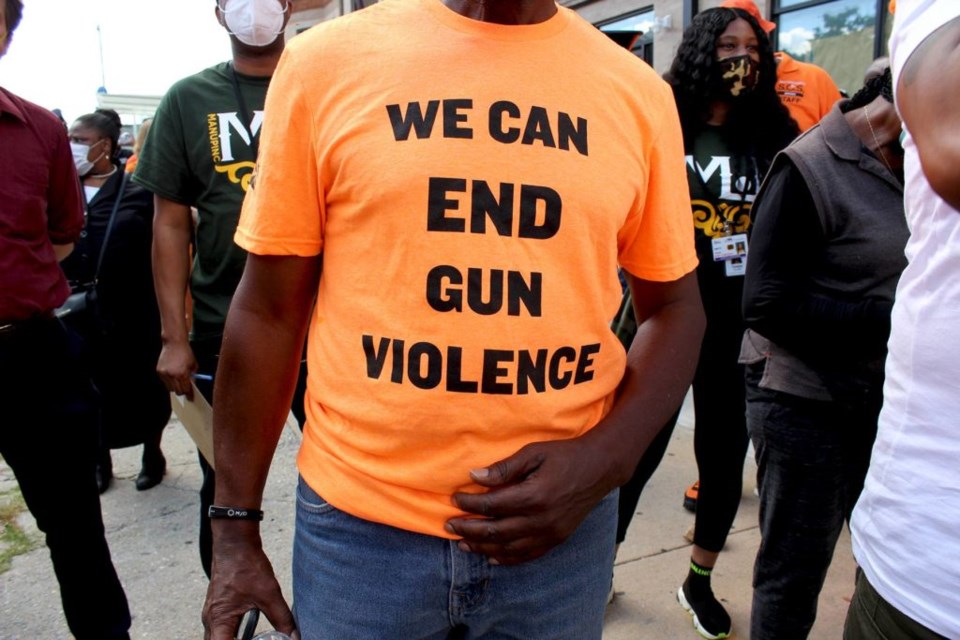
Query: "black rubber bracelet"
207 506 264 521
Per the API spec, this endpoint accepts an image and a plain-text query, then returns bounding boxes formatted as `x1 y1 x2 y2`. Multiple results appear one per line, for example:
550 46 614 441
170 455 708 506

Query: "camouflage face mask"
718 54 760 98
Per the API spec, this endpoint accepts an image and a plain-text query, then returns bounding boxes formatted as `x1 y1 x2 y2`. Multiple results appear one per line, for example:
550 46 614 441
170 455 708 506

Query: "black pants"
745 361 879 639
0 318 130 639
192 333 308 578
617 333 748 553
689 329 749 553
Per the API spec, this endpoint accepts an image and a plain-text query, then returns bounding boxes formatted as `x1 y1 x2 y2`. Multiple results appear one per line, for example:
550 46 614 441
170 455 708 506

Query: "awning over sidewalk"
96 93 161 122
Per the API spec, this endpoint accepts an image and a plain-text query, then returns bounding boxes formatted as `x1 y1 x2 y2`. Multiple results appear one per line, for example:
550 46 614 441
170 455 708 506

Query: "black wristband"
207 505 264 521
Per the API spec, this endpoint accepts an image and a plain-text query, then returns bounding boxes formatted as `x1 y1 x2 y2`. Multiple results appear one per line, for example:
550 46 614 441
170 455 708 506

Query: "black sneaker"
677 583 731 639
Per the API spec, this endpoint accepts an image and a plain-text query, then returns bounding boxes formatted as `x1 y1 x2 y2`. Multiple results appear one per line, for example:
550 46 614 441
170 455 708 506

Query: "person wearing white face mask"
132 0 303 581
219 0 290 48
63 108 171 497
70 136 108 179
69 113 115 199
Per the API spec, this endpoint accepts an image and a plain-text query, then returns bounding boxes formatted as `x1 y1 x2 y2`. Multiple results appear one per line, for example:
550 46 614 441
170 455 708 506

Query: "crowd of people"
2 0 958 639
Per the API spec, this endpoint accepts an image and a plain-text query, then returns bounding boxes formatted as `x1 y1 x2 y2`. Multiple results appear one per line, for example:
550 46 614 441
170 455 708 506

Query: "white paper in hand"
170 383 215 469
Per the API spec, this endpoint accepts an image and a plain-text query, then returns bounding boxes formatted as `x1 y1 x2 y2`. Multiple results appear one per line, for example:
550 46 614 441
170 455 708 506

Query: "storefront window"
599 9 655 65
881 10 893 56
776 0 878 95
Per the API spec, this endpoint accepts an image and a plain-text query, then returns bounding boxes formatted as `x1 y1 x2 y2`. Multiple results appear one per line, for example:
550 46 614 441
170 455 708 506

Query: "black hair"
51 108 67 129
5 0 23 39
664 7 799 167
844 67 894 111
75 109 123 160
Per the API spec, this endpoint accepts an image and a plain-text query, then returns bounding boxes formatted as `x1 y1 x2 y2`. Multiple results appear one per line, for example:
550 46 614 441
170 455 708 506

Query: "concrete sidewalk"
0 393 857 638
604 394 857 639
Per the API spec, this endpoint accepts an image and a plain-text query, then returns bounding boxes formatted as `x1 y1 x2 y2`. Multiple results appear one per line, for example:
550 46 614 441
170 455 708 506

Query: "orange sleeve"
617 90 698 282
235 46 324 257
818 69 843 119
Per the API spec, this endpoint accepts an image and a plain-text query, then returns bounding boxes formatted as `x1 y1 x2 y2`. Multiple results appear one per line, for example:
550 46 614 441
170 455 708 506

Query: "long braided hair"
843 65 894 111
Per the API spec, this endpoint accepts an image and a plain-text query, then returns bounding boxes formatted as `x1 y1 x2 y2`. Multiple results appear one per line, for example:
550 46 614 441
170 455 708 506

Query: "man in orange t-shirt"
721 0 842 131
201 1 704 638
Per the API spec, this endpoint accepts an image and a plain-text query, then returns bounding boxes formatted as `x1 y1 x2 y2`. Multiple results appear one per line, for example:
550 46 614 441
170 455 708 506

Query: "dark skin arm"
446 271 704 565
898 14 960 209
201 254 320 640
52 244 75 261
152 195 197 398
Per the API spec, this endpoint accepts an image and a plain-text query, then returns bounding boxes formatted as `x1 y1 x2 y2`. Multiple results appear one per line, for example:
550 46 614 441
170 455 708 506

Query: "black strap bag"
56 172 129 335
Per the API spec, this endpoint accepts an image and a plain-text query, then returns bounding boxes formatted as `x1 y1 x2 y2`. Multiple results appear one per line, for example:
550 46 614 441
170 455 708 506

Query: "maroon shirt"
0 87 84 321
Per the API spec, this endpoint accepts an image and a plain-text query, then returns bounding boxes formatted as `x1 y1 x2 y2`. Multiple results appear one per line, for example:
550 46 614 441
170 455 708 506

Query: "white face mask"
71 140 104 177
219 0 288 48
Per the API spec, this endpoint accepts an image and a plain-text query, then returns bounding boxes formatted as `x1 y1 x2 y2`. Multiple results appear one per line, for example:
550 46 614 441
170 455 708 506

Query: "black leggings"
616 331 748 553
689 334 748 553
616 407 681 543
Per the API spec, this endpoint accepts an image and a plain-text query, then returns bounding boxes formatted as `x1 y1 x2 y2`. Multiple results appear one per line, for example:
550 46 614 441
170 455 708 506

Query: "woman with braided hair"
741 62 907 638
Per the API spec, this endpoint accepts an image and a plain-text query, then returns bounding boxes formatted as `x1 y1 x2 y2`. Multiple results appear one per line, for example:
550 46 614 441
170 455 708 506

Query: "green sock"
686 559 714 598
682 559 731 636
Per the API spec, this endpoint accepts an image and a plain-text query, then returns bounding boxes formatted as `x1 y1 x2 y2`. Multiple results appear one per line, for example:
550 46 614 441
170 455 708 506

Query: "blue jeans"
745 361 880 640
293 476 616 639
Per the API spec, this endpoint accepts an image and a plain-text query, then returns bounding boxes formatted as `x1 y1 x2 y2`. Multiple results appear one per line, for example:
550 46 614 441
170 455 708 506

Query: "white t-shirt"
850 2 960 637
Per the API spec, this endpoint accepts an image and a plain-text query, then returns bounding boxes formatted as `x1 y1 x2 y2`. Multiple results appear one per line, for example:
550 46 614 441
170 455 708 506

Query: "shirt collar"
0 87 27 122
775 51 798 73
820 101 862 162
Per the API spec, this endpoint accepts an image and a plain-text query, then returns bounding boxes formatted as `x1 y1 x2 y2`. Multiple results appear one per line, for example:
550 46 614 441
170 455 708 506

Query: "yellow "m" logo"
215 161 257 192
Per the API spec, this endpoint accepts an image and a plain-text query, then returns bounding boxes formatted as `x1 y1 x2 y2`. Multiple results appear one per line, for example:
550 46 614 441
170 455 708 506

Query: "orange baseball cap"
720 0 778 34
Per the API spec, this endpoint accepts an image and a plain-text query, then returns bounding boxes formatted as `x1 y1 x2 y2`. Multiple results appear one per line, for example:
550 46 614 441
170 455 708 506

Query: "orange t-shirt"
236 0 697 538
775 51 843 132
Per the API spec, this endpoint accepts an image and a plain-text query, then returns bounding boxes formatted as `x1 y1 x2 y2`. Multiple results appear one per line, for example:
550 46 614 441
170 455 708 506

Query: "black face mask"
717 54 760 98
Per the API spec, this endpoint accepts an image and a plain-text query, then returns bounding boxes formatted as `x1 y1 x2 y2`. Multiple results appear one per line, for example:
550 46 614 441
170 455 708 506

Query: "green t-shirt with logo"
133 62 269 338
685 125 761 319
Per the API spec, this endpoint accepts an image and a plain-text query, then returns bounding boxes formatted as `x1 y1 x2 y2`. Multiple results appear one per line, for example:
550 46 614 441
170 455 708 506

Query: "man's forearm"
210 307 302 509
211 255 320 521
52 242 74 262
583 272 704 488
152 205 193 343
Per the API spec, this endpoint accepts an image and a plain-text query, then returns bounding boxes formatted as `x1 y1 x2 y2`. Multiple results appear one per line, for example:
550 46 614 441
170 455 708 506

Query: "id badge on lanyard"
711 220 748 277
690 147 755 279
